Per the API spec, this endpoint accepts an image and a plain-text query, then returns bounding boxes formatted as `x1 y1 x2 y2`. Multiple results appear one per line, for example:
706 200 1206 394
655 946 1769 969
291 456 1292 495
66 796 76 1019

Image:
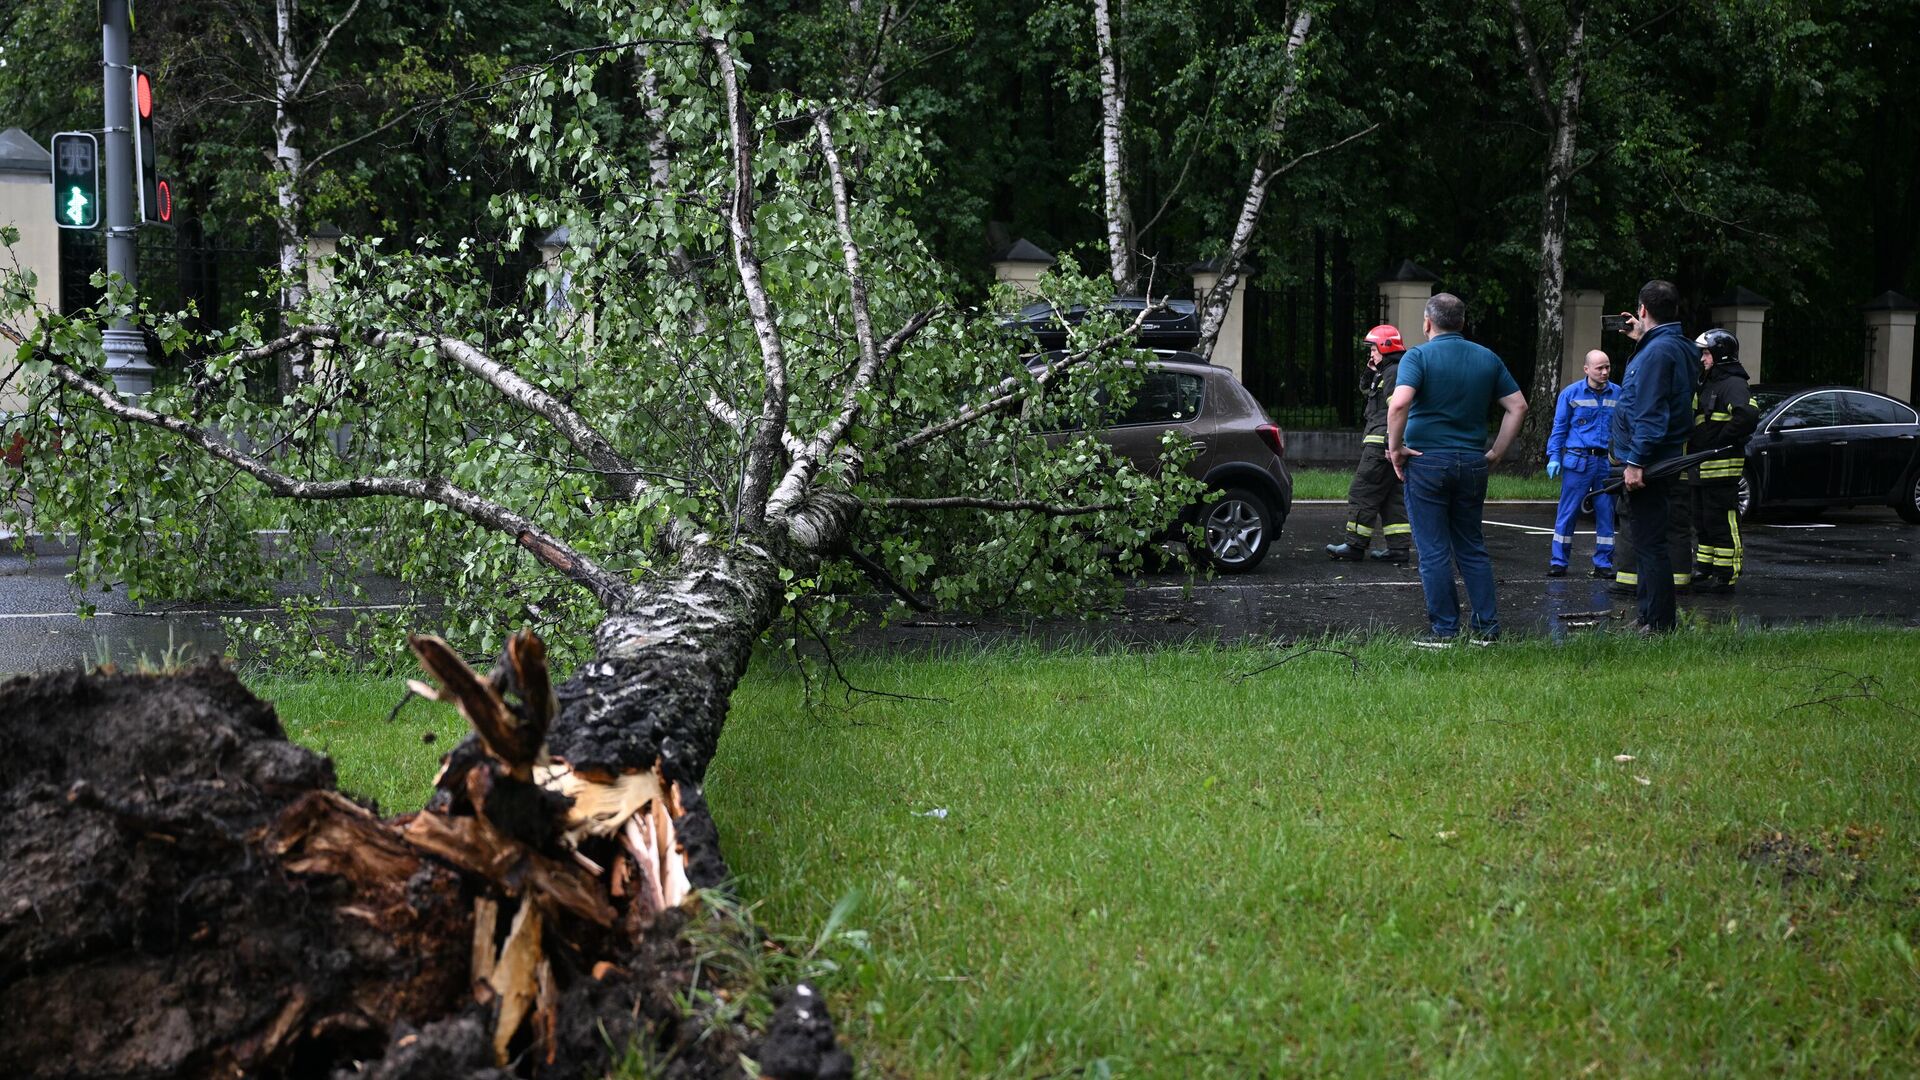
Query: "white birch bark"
1510 0 1588 463
1193 10 1312 360
1094 0 1135 292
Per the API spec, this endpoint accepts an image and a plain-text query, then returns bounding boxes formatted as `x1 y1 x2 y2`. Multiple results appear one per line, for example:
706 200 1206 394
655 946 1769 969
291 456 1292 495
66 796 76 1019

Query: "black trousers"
1692 480 1743 583
1624 474 1683 630
1343 443 1410 551
1613 476 1692 589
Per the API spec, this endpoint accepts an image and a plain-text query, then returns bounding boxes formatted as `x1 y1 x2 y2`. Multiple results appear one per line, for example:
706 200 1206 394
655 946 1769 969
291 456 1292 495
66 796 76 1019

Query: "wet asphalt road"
850 500 1920 650
2 501 1916 673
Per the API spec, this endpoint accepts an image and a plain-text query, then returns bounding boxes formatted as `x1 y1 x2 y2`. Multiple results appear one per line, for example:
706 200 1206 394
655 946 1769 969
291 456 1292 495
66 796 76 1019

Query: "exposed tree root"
0 644 848 1079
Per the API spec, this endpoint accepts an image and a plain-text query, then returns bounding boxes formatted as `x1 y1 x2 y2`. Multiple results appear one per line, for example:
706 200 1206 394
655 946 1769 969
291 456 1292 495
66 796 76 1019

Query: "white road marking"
1482 519 1557 535
1762 523 1836 530
1133 581 1424 592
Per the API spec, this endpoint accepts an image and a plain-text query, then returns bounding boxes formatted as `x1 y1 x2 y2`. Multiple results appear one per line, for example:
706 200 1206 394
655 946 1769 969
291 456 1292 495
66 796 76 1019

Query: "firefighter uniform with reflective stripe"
1546 377 1620 572
1341 358 1411 553
1688 358 1759 587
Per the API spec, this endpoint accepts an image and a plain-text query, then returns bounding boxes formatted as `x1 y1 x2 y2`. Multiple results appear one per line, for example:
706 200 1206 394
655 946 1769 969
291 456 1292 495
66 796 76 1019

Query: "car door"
1105 367 1208 476
1833 391 1920 501
1754 391 1843 505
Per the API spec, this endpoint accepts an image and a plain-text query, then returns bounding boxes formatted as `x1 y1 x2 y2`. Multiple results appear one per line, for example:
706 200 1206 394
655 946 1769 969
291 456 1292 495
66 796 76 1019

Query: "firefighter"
1688 329 1760 592
1545 349 1620 577
1326 324 1412 563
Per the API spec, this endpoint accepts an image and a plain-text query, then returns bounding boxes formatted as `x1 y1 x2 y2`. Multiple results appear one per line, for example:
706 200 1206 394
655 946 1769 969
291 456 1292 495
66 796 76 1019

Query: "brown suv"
1044 350 1293 572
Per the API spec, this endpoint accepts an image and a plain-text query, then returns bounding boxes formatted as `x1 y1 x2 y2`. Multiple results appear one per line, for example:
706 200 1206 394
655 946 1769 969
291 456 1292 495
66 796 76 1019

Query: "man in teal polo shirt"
1385 292 1529 647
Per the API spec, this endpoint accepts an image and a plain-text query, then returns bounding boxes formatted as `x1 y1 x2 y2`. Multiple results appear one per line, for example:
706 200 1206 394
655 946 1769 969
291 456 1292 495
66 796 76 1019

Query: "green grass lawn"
265 627 1920 1077
1293 466 1559 501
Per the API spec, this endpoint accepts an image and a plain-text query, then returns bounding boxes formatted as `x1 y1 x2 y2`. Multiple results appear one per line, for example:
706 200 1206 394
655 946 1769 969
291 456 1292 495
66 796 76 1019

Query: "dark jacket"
1361 357 1400 444
1689 359 1759 480
1612 322 1699 467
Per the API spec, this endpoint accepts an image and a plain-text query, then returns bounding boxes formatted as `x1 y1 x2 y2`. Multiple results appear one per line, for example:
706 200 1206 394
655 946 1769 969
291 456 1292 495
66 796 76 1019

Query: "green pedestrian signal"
65 186 91 225
50 131 100 230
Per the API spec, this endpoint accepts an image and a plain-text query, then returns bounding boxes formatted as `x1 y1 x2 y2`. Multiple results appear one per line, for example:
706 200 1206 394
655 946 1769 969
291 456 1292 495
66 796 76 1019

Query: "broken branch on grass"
1234 645 1361 680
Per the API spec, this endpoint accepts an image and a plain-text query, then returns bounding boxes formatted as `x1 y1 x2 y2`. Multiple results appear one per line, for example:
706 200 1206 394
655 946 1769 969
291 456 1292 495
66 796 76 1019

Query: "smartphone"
1601 313 1631 334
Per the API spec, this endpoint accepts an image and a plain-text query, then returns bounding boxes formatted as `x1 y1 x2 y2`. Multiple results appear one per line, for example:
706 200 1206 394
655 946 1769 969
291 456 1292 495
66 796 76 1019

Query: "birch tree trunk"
1094 0 1135 293
272 0 309 397
1510 0 1588 466
1194 10 1312 360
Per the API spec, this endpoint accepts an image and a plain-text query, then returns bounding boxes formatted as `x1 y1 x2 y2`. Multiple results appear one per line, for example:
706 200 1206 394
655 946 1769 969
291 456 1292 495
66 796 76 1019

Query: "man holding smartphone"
1610 280 1701 634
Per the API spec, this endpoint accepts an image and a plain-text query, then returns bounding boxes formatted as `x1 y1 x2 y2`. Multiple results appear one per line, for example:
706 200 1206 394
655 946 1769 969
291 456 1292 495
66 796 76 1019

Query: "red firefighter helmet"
1362 324 1406 355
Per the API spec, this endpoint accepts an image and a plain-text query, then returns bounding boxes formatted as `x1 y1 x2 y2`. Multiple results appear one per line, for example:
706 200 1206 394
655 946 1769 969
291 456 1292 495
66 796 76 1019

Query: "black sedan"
1740 385 1920 522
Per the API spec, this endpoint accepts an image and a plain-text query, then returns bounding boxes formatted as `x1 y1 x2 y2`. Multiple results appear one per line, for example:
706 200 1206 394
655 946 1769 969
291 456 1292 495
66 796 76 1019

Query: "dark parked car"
1038 350 1293 572
1740 385 1920 522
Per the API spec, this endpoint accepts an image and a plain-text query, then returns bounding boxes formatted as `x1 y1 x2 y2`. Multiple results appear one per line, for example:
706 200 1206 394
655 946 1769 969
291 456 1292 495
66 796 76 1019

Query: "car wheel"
1736 474 1753 518
1191 487 1273 573
1898 468 1920 525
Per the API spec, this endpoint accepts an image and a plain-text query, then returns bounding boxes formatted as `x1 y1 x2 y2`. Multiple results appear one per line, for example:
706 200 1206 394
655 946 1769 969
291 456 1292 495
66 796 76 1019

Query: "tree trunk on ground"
0 498 862 1079
1511 0 1588 466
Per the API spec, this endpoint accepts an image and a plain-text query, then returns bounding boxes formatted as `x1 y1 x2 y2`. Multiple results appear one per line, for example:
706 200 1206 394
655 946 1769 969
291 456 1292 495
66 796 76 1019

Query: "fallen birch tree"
0 3 1200 1076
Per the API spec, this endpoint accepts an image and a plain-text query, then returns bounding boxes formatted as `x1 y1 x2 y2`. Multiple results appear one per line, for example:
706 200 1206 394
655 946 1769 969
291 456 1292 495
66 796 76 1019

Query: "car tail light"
1256 424 1285 456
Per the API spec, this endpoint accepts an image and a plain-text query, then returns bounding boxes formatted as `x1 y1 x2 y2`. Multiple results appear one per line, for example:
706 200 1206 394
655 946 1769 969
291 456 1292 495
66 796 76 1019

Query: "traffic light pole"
100 0 153 394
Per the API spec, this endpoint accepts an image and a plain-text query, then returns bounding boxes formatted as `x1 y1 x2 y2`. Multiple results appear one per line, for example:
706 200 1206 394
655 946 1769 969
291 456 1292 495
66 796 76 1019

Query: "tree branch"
46 363 633 610
372 330 649 502
873 496 1123 515
1507 0 1559 126
1261 123 1380 189
885 307 1157 458
764 115 939 518
703 30 788 529
291 0 365 100
1193 8 1314 358
840 544 932 612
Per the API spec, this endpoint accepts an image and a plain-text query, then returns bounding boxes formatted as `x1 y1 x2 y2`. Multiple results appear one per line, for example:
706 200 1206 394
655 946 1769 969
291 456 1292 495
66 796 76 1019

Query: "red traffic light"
155 179 172 223
136 71 153 119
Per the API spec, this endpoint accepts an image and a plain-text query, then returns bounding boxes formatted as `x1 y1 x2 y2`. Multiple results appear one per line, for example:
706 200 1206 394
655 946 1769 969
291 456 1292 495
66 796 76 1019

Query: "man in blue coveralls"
1545 349 1620 578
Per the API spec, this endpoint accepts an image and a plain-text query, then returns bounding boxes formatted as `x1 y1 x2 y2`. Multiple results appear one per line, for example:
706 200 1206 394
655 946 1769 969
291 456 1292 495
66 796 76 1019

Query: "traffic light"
131 67 169 224
50 132 100 229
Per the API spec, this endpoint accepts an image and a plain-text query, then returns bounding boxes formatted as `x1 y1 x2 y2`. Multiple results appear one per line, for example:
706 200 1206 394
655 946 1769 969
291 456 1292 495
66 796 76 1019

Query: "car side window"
1776 392 1837 430
1114 370 1205 426
1835 392 1917 426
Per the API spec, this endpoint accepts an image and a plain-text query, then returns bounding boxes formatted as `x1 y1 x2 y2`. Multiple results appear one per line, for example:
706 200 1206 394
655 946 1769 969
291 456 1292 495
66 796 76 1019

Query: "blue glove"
1546 458 1562 479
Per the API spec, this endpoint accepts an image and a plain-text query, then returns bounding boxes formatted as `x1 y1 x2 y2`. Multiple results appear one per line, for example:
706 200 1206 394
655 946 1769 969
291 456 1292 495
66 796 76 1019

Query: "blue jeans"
1403 451 1499 638
1552 450 1615 570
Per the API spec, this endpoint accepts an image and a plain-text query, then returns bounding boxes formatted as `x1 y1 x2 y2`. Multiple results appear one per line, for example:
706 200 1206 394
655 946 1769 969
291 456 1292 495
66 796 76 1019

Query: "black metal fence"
59 224 279 327
1762 308 1875 388
1239 234 1379 429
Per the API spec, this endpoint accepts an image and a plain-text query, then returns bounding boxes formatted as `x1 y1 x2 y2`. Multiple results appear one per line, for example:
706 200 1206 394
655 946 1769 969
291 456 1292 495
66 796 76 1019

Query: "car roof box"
1012 297 1201 349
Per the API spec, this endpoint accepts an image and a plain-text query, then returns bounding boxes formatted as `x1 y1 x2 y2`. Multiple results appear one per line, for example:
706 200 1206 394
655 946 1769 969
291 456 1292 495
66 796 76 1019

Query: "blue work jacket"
1546 378 1621 460
1611 323 1699 467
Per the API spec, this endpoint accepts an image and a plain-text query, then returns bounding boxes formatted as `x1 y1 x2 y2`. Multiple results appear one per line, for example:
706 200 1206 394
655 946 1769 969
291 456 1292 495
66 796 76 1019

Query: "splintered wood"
401 631 695 1064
